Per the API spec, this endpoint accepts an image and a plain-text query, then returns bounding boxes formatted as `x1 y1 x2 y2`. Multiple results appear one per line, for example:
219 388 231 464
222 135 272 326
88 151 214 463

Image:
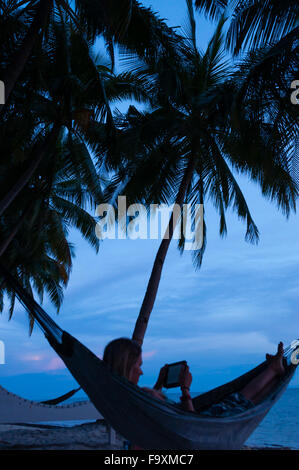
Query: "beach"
0 388 297 451
0 420 126 450
0 420 293 451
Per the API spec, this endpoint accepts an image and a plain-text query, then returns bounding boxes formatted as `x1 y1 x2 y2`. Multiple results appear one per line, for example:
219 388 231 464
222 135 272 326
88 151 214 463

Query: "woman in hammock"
103 338 286 415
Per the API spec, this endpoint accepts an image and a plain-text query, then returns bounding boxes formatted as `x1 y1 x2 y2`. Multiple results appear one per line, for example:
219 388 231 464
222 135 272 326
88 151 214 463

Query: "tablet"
164 361 187 388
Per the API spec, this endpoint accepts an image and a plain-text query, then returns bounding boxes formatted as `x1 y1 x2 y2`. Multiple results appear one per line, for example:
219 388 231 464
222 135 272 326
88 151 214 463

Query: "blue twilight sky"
0 0 298 400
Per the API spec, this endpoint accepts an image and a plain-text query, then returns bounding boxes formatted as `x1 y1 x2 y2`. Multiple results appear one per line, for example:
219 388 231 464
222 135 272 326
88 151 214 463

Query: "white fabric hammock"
0 383 101 424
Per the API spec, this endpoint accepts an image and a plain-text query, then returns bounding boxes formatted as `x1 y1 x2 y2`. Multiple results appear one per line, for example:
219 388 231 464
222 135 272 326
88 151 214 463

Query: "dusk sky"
0 0 298 400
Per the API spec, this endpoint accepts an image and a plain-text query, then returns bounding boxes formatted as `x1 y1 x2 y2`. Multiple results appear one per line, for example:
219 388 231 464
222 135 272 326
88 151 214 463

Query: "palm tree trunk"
0 200 35 257
0 0 52 112
132 157 196 345
0 123 60 217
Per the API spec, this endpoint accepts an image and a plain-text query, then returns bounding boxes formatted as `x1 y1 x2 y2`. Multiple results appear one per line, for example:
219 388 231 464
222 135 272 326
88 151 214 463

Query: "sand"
0 421 292 450
0 420 126 450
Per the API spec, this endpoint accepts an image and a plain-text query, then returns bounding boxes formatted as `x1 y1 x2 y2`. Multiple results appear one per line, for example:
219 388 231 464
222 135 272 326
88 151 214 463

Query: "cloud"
45 357 65 371
17 350 66 373
145 331 276 356
143 350 157 359
21 354 44 362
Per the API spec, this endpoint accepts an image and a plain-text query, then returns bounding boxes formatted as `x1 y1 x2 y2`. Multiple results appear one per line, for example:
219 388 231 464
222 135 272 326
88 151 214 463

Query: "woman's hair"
103 337 142 380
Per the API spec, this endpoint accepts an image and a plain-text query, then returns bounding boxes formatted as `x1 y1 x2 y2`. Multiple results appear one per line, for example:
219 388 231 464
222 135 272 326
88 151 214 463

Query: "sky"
0 0 298 400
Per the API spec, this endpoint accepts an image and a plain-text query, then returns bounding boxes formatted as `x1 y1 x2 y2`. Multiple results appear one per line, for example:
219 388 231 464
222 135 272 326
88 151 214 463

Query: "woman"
103 338 286 415
102 337 192 406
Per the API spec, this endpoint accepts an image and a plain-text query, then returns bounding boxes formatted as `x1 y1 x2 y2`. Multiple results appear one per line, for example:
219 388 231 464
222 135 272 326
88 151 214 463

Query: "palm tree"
0 133 102 332
0 0 180 112
194 1 299 149
0 13 152 330
0 0 52 110
224 0 299 55
194 0 298 51
0 10 106 214
0 10 151 218
103 3 297 345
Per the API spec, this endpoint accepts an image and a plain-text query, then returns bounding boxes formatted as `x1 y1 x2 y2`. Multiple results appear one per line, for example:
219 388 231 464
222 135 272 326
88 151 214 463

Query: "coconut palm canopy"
0 0 298 393
0 0 179 328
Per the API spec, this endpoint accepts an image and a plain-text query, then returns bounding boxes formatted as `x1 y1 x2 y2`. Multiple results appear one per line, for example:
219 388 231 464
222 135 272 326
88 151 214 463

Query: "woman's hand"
153 364 168 390
179 363 192 391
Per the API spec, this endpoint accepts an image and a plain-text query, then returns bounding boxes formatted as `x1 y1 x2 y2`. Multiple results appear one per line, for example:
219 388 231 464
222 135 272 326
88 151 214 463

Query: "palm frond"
194 0 228 21
226 0 299 55
51 196 100 251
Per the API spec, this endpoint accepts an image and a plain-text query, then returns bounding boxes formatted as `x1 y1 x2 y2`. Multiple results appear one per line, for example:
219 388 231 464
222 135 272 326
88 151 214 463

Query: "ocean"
52 387 299 449
244 388 299 449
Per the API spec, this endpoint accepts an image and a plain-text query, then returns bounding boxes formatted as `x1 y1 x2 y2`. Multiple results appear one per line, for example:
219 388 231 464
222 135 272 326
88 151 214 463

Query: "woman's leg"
247 377 278 404
191 342 285 412
240 342 285 404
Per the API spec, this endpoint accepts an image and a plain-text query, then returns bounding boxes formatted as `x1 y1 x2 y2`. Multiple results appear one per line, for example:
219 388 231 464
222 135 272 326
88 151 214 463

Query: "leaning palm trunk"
0 123 60 217
0 200 36 257
132 157 196 345
0 0 52 112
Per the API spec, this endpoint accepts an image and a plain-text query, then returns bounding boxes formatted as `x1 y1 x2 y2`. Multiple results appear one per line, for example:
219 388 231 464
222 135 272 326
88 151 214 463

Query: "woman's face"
129 353 143 385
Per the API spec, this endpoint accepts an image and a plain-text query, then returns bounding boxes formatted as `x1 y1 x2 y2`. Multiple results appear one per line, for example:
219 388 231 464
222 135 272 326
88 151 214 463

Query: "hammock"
1 264 298 450
0 383 101 424
40 386 81 405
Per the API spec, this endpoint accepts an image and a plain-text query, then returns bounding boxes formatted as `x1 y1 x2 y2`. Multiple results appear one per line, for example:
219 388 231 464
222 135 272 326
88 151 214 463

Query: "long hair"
103 337 142 380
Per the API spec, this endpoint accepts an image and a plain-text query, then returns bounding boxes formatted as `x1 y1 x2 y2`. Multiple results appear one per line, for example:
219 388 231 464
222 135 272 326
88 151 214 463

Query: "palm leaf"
194 0 228 20
226 0 299 55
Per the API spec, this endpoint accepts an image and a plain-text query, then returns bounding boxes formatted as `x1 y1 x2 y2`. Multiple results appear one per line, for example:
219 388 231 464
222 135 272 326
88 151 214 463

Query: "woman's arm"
179 365 195 412
141 387 166 400
180 386 195 412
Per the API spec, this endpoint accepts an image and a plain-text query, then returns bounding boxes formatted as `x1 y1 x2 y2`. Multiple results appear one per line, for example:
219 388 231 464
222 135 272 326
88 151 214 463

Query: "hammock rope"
40 386 82 405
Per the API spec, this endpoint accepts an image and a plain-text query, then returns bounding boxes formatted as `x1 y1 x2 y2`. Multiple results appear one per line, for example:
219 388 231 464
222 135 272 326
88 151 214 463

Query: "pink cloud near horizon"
19 353 65 372
143 350 157 359
45 357 65 371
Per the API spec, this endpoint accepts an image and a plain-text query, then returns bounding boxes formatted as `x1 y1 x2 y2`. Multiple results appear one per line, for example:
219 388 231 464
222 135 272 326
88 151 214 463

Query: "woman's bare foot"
265 342 285 376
